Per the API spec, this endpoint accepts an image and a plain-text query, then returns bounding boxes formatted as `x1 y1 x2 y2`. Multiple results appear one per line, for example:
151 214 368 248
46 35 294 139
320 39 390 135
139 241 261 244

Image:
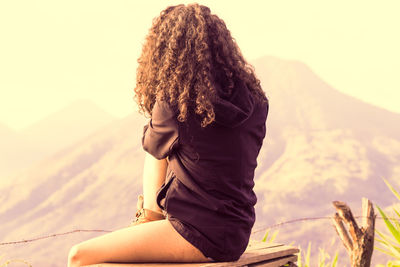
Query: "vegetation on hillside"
375 179 400 267
262 178 400 267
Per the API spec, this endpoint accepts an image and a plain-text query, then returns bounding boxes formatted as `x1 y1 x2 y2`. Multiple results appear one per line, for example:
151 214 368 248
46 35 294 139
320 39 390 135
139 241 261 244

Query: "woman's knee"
68 244 83 267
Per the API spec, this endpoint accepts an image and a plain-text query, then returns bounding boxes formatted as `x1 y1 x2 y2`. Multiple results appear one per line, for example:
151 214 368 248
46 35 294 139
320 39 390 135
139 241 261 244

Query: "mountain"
21 99 117 148
0 123 15 138
252 56 400 217
0 123 17 156
251 56 400 264
0 111 147 266
1 56 399 266
0 123 21 187
0 100 116 181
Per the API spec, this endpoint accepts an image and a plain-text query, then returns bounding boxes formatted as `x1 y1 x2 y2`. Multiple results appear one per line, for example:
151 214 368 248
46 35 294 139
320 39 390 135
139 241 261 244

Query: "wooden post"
332 198 376 267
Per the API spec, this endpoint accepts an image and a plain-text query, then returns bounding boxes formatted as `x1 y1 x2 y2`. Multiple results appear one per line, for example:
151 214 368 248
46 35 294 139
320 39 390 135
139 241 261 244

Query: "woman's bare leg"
68 219 210 267
142 152 167 213
68 152 210 266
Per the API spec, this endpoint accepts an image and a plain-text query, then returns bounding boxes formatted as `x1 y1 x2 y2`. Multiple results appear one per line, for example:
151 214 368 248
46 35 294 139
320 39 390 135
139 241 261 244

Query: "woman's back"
143 77 268 261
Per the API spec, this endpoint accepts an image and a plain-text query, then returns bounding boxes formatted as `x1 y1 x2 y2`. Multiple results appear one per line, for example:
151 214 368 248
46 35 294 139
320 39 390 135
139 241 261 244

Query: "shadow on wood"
85 240 299 267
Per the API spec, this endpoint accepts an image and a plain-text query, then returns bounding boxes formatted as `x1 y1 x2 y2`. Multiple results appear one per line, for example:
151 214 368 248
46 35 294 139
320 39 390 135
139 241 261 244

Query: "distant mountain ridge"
251 56 400 264
1 56 399 266
0 123 15 136
0 123 20 186
0 99 116 180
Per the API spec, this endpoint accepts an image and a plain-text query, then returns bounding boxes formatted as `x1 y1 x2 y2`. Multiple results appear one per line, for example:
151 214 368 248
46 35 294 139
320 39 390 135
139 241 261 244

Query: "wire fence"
0 229 111 246
1 215 398 246
251 216 334 234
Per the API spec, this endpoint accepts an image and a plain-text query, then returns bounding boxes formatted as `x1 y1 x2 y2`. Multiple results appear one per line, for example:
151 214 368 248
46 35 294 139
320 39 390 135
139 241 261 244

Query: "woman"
68 3 268 266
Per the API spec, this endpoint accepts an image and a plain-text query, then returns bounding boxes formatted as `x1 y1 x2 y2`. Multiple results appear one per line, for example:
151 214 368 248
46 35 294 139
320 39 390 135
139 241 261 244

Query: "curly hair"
134 3 267 127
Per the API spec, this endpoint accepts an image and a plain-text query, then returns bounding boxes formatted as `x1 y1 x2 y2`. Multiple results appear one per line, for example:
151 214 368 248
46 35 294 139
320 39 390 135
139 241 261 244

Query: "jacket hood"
213 79 255 128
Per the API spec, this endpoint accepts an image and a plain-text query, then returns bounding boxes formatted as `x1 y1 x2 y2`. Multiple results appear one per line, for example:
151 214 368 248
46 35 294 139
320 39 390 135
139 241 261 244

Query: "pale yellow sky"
0 0 399 131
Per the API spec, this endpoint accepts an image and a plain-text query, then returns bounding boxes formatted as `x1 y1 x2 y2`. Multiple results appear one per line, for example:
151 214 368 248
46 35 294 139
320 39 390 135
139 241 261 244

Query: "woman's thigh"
69 219 211 266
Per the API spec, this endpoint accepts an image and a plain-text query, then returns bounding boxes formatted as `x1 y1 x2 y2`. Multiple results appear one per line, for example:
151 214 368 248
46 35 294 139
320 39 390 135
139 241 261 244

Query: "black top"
142 79 269 261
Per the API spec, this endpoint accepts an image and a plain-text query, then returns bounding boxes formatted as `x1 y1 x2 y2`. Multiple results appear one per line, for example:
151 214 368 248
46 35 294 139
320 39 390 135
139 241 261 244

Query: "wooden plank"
85 241 299 267
86 263 205 267
86 255 297 267
201 245 299 267
250 255 298 267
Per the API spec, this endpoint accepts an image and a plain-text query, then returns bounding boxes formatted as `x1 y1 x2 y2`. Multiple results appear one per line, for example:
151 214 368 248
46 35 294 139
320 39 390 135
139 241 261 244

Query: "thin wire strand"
251 215 400 234
251 216 333 234
0 229 111 246
1 216 399 246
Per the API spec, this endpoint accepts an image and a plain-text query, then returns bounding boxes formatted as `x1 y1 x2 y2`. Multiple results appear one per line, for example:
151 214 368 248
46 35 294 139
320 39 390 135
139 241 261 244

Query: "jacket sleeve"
142 99 179 159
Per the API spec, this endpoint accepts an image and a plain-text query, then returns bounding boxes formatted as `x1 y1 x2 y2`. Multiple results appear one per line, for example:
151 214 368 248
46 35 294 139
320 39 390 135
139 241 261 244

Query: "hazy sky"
1 0 399 131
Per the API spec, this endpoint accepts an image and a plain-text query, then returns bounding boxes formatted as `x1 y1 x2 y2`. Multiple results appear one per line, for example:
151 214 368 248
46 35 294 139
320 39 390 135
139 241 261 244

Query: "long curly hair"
134 3 267 127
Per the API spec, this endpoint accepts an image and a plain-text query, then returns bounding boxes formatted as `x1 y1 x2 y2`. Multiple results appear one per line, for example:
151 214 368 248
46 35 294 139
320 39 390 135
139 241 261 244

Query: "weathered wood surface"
332 198 376 267
85 241 299 267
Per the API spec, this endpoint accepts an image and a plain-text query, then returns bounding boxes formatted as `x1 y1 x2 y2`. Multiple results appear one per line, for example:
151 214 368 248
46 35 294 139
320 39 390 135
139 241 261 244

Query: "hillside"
0 111 146 266
0 123 32 183
252 56 400 218
0 123 20 186
252 56 400 264
0 100 116 180
1 56 399 266
0 123 14 138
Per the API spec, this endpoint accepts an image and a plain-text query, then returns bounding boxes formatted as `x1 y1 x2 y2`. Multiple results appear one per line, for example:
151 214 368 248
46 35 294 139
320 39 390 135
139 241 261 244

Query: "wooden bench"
86 241 299 267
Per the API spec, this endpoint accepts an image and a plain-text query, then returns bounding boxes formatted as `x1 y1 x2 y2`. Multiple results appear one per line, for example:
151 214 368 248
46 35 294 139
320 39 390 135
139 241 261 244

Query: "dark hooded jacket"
142 79 268 261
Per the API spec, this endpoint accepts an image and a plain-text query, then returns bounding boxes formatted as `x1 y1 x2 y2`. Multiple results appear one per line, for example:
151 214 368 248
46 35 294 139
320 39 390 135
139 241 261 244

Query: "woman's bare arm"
142 151 168 213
